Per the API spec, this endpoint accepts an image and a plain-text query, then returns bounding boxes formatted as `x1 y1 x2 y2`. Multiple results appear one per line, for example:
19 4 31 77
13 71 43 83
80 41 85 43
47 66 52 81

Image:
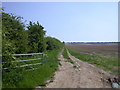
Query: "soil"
36 48 116 88
66 43 118 56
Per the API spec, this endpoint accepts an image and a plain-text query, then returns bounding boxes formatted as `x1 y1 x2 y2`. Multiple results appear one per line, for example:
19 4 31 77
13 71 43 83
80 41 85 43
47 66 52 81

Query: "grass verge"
67 47 118 75
3 49 61 88
62 48 69 59
62 48 74 64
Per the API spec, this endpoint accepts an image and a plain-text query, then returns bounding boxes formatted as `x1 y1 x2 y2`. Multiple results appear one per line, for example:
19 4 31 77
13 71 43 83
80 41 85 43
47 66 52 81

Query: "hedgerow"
2 11 63 88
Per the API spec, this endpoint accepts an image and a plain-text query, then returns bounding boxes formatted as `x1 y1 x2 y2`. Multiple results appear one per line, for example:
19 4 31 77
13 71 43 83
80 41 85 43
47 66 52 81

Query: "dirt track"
36 48 114 88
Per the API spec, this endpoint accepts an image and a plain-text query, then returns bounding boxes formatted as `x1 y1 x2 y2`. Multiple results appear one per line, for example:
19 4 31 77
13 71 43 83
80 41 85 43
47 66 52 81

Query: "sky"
2 2 118 42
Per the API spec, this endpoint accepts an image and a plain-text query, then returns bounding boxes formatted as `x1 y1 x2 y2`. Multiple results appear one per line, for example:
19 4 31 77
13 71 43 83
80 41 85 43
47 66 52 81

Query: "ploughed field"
66 43 118 58
66 43 119 75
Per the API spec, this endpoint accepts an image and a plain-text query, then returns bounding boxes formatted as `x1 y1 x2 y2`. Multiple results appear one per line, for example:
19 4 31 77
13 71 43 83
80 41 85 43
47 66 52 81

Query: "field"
66 43 118 59
66 43 119 75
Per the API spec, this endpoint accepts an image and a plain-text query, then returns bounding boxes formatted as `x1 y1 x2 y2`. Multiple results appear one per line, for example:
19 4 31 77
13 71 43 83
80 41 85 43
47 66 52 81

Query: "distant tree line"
66 42 119 44
2 11 63 86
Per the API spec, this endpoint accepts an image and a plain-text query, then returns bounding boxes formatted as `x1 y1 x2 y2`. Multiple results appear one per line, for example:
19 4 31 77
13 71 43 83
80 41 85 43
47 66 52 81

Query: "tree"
2 11 64 87
27 21 46 53
2 12 28 54
2 12 28 87
45 37 63 50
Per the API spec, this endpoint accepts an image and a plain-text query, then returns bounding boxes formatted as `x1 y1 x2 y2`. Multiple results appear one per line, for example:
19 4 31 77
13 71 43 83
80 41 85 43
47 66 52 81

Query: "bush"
2 11 63 88
27 21 46 53
46 37 63 50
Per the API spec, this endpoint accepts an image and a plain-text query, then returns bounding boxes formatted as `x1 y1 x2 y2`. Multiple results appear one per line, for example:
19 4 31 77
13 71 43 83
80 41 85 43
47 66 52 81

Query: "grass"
3 49 61 88
0 77 1 90
67 59 74 64
67 47 119 75
62 48 70 59
62 48 74 64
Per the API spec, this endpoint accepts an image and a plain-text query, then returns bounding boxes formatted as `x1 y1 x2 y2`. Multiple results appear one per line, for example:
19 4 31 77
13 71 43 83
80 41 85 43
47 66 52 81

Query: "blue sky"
3 2 118 42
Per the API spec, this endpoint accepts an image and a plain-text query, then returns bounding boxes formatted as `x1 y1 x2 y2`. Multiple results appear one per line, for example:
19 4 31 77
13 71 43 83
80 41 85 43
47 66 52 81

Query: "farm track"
36 48 115 88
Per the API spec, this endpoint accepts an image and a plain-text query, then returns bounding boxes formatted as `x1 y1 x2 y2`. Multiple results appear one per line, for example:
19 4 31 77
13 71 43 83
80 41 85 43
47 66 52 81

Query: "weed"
39 82 47 87
73 65 77 69
59 62 62 66
67 59 74 64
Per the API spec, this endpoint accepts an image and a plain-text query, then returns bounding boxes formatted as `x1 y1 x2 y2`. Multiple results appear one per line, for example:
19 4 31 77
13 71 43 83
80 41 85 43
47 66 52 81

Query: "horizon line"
64 41 119 42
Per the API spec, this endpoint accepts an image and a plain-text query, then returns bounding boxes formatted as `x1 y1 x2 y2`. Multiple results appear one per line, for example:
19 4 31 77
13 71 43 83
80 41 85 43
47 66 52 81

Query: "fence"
2 53 46 71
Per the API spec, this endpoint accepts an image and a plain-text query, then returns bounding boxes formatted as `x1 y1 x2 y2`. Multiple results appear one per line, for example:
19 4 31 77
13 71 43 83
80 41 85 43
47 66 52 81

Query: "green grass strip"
62 48 74 64
62 47 70 59
67 47 118 75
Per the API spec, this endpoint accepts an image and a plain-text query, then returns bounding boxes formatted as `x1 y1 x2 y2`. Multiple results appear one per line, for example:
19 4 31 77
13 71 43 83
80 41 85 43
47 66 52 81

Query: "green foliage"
27 21 46 53
5 49 61 88
2 12 28 87
2 12 28 54
46 37 63 50
2 11 63 88
63 48 74 64
62 48 70 59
